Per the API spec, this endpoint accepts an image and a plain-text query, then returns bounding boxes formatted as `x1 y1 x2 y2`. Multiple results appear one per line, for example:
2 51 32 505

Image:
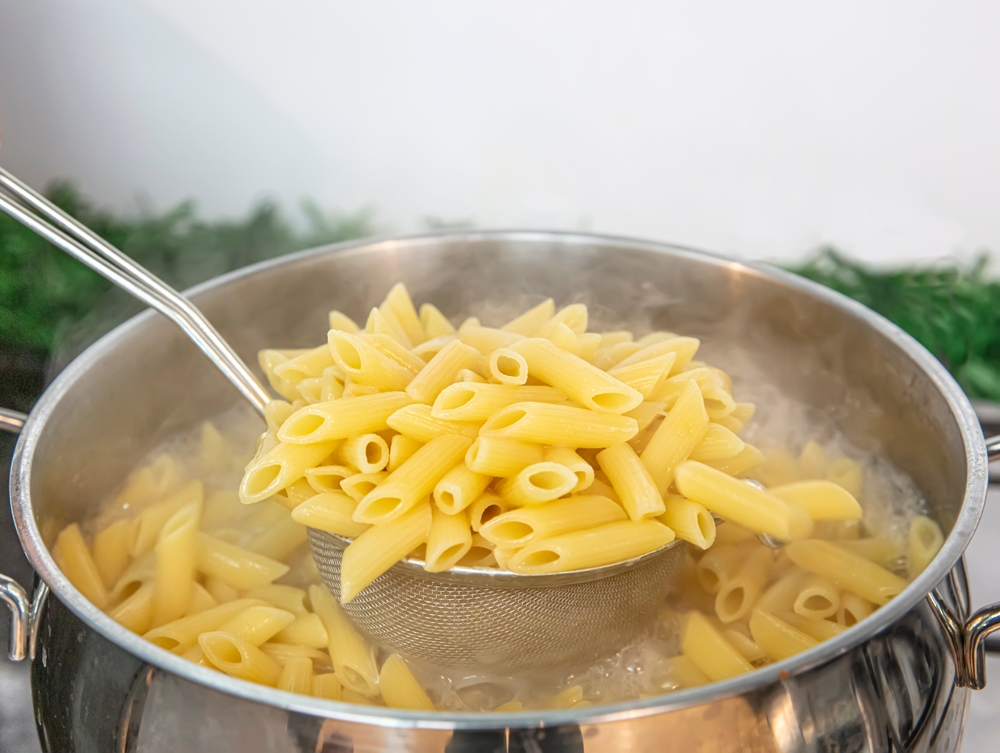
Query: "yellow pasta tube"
328 331 418 390
292 492 371 538
260 642 328 665
480 495 627 548
108 582 154 634
312 673 344 700
455 368 485 383
597 442 666 520
433 383 565 423
511 338 642 414
113 454 183 510
424 507 473 572
465 436 545 477
244 513 308 562
481 402 638 448
340 472 387 502
272 613 330 649
496 462 578 506
336 434 390 473
354 435 472 523
536 303 588 337
798 441 828 479
785 539 907 605
501 298 555 335
328 310 360 333
183 584 216 613
342 383 379 398
615 336 700 372
199 632 282 686
689 424 745 463
273 345 337 385
769 480 862 520
723 630 768 665
640 381 708 494
774 611 847 642
277 655 314 694
388 435 424 472
825 457 863 497
54 523 109 610
259 350 301 400
196 533 290 589
507 519 674 574
218 605 297 646
544 446 594 493
379 654 435 710
420 303 456 338
749 611 818 661
202 489 242 530
837 591 875 626
665 655 711 689
755 571 809 614
838 537 906 570
412 335 456 362
386 404 481 443
341 501 433 602
320 366 345 401
598 331 633 349
674 461 802 540
129 480 204 557
433 463 492 515
468 492 512 532
705 444 765 477
304 465 354 494
405 340 482 404
278 393 414 444
908 515 944 577
608 353 676 399
542 322 583 357
695 543 747 593
243 584 308 615
681 611 753 681
203 577 241 605
458 324 524 355
715 547 773 624
792 575 841 620
489 348 529 385
381 282 427 345
309 585 380 695
240 440 340 505
660 495 716 550
367 305 413 347
151 499 202 627
457 533 497 567
92 519 133 590
143 598 267 652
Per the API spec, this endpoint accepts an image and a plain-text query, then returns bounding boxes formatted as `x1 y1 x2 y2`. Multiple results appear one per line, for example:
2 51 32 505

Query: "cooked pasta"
62 285 939 712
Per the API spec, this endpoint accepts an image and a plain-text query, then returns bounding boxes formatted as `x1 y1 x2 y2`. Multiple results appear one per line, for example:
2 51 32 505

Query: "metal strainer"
308 529 686 672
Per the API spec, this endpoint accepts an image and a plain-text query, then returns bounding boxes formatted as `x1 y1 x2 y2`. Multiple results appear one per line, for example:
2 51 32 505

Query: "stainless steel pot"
4 231 1000 753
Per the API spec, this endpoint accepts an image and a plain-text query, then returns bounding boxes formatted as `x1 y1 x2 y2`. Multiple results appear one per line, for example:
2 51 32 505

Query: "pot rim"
9 229 988 730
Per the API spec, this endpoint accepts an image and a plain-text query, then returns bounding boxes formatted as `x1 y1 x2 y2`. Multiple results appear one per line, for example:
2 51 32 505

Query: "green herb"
787 248 1000 402
0 182 374 354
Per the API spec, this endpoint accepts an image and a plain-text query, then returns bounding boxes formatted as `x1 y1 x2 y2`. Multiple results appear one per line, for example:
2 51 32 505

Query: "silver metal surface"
309 529 685 670
0 167 270 416
6 231 998 751
0 575 29 661
0 408 27 435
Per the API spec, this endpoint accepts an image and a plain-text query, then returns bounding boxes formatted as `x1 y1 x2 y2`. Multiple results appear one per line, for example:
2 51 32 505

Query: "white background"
1 1 998 265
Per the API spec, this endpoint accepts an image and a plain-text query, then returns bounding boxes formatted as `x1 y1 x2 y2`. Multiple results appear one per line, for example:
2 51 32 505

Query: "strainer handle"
0 167 271 417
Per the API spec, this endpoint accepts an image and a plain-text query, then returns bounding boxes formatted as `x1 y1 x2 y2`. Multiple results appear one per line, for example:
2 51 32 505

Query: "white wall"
1 0 998 264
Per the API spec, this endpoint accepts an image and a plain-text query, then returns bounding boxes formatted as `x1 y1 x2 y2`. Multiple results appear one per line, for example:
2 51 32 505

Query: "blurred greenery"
788 248 1000 402
0 181 374 354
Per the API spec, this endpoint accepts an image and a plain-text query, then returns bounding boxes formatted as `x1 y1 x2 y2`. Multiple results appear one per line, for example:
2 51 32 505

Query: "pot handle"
1 408 47 662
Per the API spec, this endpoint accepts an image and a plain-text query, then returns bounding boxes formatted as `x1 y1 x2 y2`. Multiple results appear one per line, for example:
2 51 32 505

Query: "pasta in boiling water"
57 285 942 711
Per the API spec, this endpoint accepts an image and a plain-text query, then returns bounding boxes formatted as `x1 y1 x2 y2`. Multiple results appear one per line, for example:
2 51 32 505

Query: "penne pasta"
489 348 529 385
459 325 525 355
419 303 456 338
544 446 595 493
54 523 109 610
244 514 308 562
354 435 472 524
433 463 492 515
501 298 555 336
312 673 344 700
825 457 863 497
241 441 340 505
196 533 290 589
385 404 481 443
507 520 674 574
108 582 155 634
481 402 638 448
784 540 907 606
340 472 388 502
714 547 773 624
748 611 818 661
379 654 435 711
277 655 315 695
480 495 627 548
424 507 473 572
309 585 380 695
836 591 875 627
292 492 371 538
151 499 202 627
791 575 840 620
908 515 944 578
92 519 133 590
341 501 433 602
328 310 360 333
511 338 642 414
336 434 390 474
768 480 862 520
615 336 700 372
245 584 309 615
129 481 204 558
200 631 282 686
465 436 545 478
143 599 268 652
496 462 578 506
681 612 753 681
536 303 588 337
405 340 482 404
381 282 427 346
388 435 424 472
305 465 355 494
272 613 330 649
468 492 512 532
218 605 297 646
457 533 498 567
704 444 765 477
640 381 708 494
432 382 566 423
597 442 666 521
660 495 716 550
279 393 414 444
773 611 847 642
608 353 676 399
689 424 745 463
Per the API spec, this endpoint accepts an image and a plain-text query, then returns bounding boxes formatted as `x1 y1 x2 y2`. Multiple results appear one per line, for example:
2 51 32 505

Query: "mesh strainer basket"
308 529 686 672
